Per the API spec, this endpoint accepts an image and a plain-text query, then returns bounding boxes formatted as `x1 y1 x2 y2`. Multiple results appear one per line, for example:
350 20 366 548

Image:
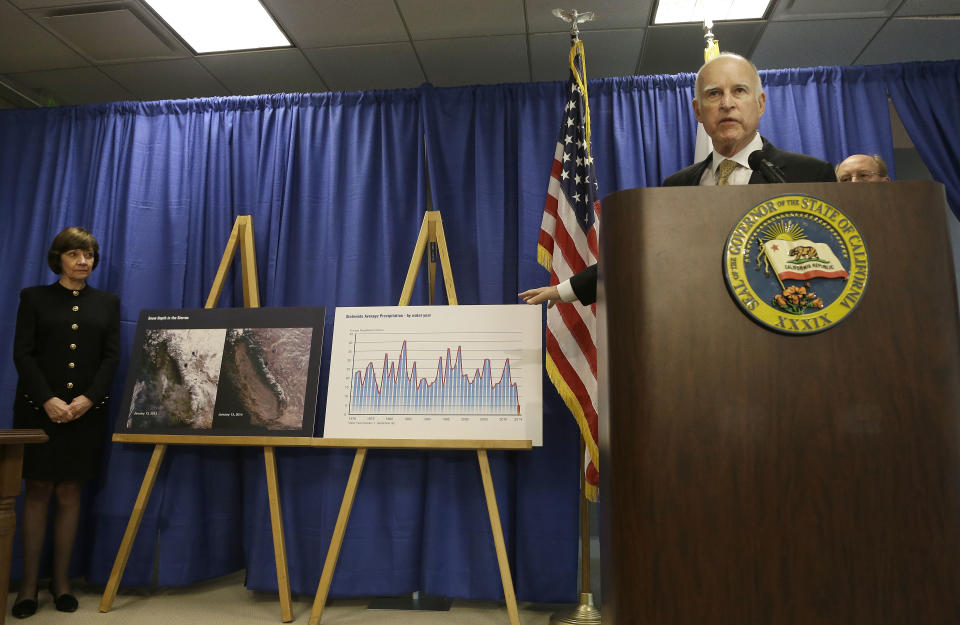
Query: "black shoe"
11 594 38 619
48 581 78 613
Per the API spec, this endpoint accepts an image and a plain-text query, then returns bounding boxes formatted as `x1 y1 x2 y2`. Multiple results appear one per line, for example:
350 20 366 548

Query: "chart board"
116 307 325 437
324 306 542 444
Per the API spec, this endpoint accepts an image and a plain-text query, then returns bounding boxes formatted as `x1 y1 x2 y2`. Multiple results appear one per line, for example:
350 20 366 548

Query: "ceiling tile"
857 18 960 64
101 59 230 100
304 43 424 91
525 0 653 33
529 32 581 82
0 74 46 106
638 21 764 76
199 49 327 95
42 8 183 62
770 0 900 20
580 29 646 78
0 1 88 73
896 0 960 16
529 29 645 82
264 0 409 48
8 0 104 7
415 35 528 86
752 19 885 69
398 0 524 39
12 66 133 105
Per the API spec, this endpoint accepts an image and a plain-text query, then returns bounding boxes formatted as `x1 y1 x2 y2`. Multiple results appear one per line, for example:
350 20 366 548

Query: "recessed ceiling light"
653 0 772 25
143 0 291 54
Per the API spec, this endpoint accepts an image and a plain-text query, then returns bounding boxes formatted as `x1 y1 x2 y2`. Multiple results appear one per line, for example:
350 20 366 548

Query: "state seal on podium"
723 193 869 335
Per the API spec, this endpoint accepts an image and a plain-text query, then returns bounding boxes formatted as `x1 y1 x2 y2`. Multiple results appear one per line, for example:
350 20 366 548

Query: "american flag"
537 40 600 501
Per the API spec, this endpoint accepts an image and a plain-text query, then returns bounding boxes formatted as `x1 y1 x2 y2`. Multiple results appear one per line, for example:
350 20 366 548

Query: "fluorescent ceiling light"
143 0 290 53
654 0 772 24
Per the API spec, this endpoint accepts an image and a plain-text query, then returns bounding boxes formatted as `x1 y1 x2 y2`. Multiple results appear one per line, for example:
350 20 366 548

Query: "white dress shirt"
699 133 764 186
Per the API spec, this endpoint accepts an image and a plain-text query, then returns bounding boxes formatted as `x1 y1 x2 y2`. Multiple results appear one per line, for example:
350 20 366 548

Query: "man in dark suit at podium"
520 52 836 307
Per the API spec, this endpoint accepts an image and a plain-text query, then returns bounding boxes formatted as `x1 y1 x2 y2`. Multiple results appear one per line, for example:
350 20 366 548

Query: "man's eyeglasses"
838 170 882 182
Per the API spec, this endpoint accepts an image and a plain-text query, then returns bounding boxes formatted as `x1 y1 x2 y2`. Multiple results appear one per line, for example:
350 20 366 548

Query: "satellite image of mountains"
126 328 225 429
213 327 312 430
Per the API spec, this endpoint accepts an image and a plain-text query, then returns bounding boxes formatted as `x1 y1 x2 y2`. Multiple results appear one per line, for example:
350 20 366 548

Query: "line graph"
324 306 542 444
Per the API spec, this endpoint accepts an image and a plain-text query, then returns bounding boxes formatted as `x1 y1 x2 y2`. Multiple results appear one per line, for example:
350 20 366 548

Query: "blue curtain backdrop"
759 65 895 174
882 61 960 218
0 60 954 603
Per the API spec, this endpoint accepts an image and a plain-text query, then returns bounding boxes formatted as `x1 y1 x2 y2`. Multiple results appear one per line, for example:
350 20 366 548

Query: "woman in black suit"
11 227 120 618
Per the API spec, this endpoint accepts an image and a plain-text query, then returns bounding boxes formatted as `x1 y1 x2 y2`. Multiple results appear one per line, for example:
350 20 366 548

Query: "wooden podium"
596 181 960 625
0 430 47 625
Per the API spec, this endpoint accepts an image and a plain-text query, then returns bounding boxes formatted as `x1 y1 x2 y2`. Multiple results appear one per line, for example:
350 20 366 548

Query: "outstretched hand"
518 285 561 308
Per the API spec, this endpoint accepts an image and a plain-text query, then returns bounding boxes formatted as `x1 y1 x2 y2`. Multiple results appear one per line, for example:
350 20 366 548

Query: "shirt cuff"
556 279 578 303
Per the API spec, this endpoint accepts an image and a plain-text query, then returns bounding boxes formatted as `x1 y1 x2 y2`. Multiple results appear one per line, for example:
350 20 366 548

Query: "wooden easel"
99 216 298 622
308 210 528 625
399 210 457 306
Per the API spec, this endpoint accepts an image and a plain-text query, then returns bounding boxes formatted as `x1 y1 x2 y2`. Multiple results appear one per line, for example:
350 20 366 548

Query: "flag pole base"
549 592 602 624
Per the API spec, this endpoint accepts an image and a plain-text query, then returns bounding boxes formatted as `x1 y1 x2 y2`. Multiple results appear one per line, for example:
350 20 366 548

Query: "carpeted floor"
6 572 569 624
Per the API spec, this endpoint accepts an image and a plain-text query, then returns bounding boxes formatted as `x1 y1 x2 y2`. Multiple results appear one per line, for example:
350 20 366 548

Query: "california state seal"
723 194 869 335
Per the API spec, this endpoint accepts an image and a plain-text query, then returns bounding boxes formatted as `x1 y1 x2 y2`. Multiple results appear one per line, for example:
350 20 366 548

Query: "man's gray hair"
870 154 889 177
834 154 890 178
693 52 764 102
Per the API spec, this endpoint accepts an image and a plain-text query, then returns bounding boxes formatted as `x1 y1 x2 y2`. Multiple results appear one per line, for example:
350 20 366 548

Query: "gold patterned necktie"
716 159 738 185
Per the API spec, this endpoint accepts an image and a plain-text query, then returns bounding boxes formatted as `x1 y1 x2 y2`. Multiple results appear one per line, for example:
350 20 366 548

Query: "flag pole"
548 437 602 624
703 18 719 62
547 11 602 624
694 19 721 162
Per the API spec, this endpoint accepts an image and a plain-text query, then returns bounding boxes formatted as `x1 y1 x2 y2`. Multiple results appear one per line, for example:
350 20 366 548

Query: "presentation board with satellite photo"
323 305 542 444
116 307 324 437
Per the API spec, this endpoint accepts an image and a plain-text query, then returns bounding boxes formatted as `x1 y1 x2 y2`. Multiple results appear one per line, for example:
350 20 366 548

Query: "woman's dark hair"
47 227 100 274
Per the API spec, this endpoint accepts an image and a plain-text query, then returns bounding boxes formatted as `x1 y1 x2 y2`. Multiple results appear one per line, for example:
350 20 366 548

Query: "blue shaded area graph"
351 339 521 415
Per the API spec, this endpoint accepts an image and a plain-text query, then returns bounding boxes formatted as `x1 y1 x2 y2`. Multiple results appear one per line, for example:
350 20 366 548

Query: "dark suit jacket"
662 137 837 187
12 281 121 481
13 282 120 411
569 137 836 306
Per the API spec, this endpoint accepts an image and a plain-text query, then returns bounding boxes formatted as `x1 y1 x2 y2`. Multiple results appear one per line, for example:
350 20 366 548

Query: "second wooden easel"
308 210 527 625
99 216 300 622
